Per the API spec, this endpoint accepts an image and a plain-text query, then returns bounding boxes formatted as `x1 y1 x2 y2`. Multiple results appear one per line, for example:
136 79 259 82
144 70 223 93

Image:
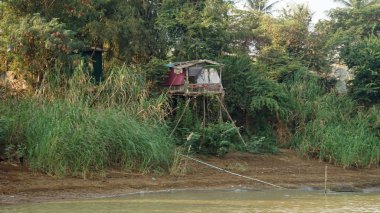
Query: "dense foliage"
157 0 230 60
341 35 380 105
0 0 379 175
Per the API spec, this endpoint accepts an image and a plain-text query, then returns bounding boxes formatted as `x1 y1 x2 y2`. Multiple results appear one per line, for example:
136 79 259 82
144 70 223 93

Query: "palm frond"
333 0 380 8
365 0 380 6
263 0 281 11
333 0 353 7
246 0 281 13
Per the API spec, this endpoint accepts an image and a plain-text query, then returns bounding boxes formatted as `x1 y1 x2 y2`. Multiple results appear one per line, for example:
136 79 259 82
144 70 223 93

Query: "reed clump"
289 72 380 167
1 65 174 176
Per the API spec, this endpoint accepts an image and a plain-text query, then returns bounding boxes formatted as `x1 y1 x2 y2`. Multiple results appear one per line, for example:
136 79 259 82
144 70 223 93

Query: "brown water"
2 189 380 212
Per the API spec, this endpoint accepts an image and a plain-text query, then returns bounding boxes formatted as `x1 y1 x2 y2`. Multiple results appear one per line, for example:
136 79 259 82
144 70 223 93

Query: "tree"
278 4 312 56
157 0 230 60
333 0 380 9
1 0 168 66
252 4 312 53
228 9 261 54
320 3 380 105
341 35 380 105
327 4 380 37
222 55 293 133
253 4 319 72
0 0 174 88
0 12 83 83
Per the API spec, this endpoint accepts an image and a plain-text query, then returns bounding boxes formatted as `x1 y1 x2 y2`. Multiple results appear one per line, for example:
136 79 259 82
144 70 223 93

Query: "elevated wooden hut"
164 60 246 145
164 60 224 95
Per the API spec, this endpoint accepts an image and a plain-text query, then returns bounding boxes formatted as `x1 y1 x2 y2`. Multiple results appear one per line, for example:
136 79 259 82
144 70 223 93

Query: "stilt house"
164 60 224 95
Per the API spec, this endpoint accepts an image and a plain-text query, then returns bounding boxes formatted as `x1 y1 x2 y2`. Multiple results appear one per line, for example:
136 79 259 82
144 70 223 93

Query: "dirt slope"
1 149 379 204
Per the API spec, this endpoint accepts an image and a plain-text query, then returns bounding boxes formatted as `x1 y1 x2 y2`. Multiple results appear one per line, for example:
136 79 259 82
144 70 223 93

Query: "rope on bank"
179 154 286 189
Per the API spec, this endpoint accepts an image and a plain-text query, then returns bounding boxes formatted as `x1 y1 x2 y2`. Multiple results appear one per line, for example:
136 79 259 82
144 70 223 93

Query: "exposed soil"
1 149 379 205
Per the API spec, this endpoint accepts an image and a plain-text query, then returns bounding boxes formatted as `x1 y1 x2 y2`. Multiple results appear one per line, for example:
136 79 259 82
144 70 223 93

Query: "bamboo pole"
170 98 191 137
216 95 247 146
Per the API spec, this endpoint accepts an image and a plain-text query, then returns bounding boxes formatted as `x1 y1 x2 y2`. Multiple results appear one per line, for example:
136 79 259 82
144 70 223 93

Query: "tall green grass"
2 99 174 177
289 72 380 167
1 64 174 176
38 64 169 122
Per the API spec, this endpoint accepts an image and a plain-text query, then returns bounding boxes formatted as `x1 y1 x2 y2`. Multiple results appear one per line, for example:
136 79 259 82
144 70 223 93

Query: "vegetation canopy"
0 0 379 176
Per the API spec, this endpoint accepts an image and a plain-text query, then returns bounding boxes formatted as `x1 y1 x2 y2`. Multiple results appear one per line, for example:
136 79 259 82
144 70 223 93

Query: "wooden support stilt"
170 98 191 137
203 95 206 128
325 165 328 194
200 95 206 150
216 95 247 146
218 94 223 123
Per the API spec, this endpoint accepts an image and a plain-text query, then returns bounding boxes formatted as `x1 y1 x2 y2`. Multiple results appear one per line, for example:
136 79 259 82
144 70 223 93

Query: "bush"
184 122 239 157
242 136 278 154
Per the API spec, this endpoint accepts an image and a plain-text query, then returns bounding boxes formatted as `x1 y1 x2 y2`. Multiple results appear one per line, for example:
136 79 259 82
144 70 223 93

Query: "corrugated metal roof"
172 60 222 69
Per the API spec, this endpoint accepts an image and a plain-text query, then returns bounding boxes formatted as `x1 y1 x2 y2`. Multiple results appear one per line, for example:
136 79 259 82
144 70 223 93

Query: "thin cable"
180 154 286 189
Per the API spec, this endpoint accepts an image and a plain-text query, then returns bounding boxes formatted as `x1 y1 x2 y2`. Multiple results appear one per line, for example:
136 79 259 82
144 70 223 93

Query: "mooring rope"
179 154 286 189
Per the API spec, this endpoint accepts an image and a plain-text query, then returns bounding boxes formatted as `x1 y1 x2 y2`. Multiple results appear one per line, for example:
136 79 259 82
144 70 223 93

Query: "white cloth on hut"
196 68 220 84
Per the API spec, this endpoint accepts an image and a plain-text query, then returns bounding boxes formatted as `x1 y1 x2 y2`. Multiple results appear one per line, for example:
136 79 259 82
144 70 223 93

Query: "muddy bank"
1 149 379 205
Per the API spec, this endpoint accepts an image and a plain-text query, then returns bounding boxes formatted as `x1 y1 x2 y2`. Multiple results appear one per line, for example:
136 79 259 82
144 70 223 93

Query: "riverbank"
1 149 379 205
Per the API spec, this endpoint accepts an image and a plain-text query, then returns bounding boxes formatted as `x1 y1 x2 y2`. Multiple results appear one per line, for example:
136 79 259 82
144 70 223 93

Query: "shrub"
242 136 278 154
184 122 238 157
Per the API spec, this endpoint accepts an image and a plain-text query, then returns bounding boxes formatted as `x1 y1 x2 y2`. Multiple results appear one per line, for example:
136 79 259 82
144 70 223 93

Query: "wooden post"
324 165 328 194
5 59 8 72
185 68 189 94
185 68 189 83
219 66 223 86
203 95 206 128
170 98 191 137
200 95 206 150
218 66 224 122
219 94 223 123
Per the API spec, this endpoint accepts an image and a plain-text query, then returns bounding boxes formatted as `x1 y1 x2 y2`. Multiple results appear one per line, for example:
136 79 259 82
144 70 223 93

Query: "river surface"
2 189 380 212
